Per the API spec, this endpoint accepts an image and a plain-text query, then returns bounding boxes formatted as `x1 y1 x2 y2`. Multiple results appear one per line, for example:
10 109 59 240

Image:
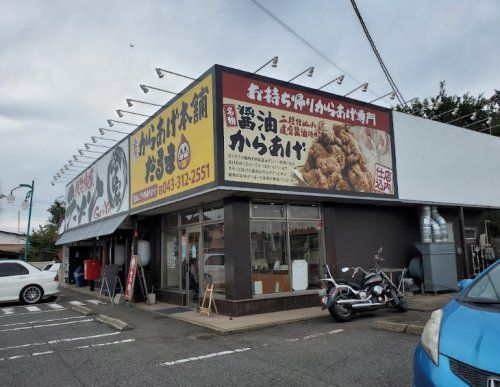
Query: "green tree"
396 82 500 135
48 199 65 226
28 199 66 262
29 224 59 262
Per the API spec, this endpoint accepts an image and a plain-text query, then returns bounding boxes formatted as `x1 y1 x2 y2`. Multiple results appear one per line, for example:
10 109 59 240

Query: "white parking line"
0 308 14 315
25 306 42 312
1 350 54 362
0 318 93 332
160 347 251 367
286 329 344 342
0 308 68 318
86 300 103 305
0 332 121 352
0 316 86 328
47 303 64 309
68 301 85 306
77 338 135 349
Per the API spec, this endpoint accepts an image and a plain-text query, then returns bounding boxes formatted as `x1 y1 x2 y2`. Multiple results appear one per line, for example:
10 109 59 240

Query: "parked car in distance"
413 260 500 386
0 259 59 304
42 262 61 272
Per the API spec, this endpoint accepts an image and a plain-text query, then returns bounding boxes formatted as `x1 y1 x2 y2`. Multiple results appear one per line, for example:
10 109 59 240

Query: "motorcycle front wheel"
390 288 408 312
329 294 354 322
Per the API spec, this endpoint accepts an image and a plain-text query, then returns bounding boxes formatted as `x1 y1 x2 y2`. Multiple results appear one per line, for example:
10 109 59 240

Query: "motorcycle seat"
337 280 362 290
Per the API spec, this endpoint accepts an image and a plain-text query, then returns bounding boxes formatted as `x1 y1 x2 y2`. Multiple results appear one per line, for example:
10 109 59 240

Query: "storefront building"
57 65 500 316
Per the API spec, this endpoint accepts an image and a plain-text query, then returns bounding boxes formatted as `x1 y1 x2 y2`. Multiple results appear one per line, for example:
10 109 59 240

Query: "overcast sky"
0 0 499 233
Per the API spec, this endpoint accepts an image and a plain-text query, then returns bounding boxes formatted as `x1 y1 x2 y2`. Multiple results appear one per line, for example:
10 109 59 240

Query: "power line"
349 0 405 105
249 0 386 101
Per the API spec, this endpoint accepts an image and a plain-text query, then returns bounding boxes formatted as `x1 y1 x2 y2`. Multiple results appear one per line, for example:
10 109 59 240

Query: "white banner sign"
65 139 129 230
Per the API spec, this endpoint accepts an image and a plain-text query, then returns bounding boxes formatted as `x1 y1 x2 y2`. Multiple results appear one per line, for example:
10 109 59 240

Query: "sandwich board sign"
98 264 122 303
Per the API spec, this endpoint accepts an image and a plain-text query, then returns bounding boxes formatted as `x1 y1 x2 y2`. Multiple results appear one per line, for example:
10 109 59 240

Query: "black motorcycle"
318 247 407 322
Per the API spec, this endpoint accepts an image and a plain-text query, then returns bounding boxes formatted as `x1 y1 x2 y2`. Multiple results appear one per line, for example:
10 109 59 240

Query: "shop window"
289 204 320 220
250 221 289 294
181 209 199 225
165 229 179 288
203 206 223 222
166 214 178 228
202 223 225 294
251 203 285 219
289 221 321 289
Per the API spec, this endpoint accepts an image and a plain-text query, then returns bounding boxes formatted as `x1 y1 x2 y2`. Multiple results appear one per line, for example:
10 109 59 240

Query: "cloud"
0 0 498 232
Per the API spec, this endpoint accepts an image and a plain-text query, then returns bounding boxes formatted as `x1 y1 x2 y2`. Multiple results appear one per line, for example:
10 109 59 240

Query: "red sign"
222 72 390 133
125 255 138 301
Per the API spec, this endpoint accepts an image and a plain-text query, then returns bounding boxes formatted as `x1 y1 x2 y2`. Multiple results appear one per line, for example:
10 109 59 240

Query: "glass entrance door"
182 227 201 305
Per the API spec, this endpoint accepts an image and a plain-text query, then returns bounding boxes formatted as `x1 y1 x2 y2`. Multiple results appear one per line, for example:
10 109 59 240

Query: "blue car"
414 260 500 386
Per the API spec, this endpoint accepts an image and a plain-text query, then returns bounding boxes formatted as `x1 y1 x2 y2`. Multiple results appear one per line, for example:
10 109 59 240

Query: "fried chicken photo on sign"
302 124 374 192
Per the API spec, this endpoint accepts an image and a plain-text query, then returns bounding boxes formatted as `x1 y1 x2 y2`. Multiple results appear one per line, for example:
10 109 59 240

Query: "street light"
74 154 97 161
446 111 478 124
99 128 128 136
79 149 104 155
85 143 110 150
254 56 279 74
318 75 344 90
140 84 178 95
3 182 35 261
288 66 314 82
69 158 90 165
126 99 161 108
155 68 195 81
92 136 118 143
107 119 137 127
344 82 369 97
116 109 149 118
430 107 460 120
464 116 492 128
368 91 396 104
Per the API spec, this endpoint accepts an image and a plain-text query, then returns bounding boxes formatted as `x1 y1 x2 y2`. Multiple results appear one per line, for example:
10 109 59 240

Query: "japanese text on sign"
130 74 215 208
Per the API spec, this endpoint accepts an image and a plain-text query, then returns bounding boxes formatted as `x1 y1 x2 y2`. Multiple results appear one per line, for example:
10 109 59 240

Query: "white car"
0 259 60 304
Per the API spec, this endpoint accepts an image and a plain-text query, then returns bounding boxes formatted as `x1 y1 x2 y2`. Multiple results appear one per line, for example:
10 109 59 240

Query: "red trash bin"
84 259 100 280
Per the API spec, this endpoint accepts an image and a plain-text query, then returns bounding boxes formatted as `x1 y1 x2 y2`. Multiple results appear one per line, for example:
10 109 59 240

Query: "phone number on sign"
158 163 211 195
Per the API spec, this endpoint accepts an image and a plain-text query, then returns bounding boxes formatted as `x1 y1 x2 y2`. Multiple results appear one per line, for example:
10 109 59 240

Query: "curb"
71 305 94 316
372 320 424 336
170 313 327 335
95 314 132 331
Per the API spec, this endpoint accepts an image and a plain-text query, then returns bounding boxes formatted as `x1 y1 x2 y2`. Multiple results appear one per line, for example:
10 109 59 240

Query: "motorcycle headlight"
421 309 443 366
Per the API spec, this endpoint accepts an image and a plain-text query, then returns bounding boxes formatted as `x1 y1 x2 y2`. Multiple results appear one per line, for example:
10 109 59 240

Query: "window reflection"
250 221 289 294
202 223 225 294
289 221 320 289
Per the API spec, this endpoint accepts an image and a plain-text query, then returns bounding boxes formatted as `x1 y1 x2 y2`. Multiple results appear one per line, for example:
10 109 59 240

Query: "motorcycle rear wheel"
329 294 354 322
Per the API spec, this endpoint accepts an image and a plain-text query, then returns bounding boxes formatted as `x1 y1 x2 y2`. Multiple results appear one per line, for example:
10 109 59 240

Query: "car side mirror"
458 279 473 292
341 267 350 273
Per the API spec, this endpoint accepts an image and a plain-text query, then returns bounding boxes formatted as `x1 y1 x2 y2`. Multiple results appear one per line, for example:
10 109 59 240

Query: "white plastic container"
254 281 263 295
292 259 308 291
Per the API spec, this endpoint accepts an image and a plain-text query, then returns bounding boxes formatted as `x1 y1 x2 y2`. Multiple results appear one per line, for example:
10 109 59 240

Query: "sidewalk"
170 307 327 335
62 284 454 336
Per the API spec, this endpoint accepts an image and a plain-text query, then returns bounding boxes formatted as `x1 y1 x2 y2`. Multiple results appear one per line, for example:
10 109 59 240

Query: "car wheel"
21 285 43 304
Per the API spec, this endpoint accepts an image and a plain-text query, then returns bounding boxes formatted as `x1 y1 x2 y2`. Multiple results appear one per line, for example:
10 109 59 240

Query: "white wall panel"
393 111 500 208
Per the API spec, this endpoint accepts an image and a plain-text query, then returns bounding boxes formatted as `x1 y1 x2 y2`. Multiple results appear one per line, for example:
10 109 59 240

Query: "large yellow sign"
130 74 214 208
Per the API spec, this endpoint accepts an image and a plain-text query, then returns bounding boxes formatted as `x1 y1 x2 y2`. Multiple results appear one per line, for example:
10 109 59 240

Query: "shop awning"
55 214 128 245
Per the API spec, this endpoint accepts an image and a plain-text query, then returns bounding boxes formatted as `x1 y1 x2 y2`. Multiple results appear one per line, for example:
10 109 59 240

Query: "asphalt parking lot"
1 289 419 386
